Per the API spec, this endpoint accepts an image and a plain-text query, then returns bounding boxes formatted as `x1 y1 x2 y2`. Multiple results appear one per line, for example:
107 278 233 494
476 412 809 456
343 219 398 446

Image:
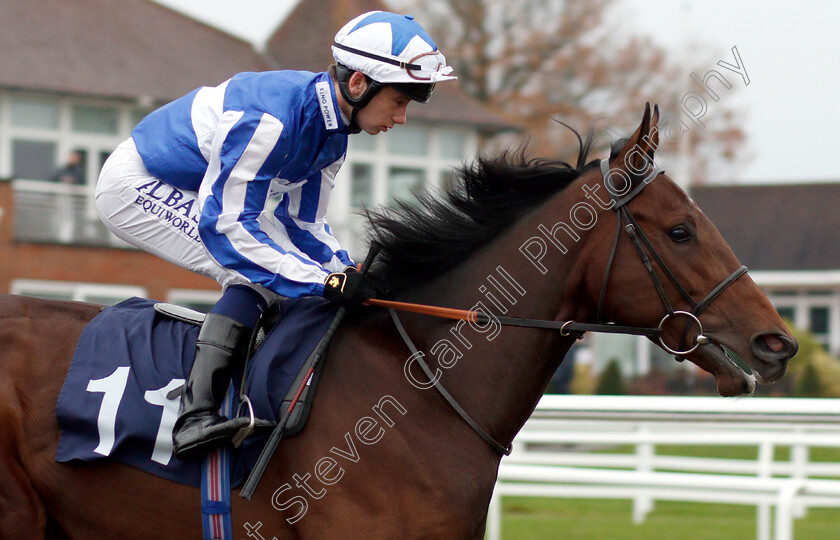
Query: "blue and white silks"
131 71 354 298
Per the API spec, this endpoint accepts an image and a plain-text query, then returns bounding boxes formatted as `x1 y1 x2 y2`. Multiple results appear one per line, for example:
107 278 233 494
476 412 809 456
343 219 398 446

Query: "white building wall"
328 122 479 260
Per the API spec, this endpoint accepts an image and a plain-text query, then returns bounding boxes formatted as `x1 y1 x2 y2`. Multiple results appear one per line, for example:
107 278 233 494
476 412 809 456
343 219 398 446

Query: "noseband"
595 159 748 357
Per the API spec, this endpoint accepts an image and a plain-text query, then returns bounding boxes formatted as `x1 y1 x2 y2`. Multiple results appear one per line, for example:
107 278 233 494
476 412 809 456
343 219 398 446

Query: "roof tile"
692 183 840 271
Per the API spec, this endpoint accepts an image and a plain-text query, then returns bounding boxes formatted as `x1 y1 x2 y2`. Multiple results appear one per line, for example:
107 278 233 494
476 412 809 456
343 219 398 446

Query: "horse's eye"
669 225 691 242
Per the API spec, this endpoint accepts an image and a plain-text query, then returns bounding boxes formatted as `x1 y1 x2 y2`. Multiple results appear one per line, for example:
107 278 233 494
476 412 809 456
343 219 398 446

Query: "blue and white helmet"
332 11 456 107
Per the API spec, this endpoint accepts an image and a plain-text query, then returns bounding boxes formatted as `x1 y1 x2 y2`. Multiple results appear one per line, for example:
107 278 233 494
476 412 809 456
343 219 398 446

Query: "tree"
596 358 626 395
796 362 822 398
786 324 840 398
399 0 747 184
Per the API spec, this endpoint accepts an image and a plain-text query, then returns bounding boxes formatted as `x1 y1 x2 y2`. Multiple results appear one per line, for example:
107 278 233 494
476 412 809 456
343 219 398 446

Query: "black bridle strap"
622 209 697 310
388 308 513 456
491 315 661 338
693 265 748 316
619 207 679 314
674 264 748 359
597 213 623 323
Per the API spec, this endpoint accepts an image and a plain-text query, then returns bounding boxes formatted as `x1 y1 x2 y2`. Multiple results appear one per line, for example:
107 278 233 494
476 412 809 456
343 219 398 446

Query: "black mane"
366 126 606 294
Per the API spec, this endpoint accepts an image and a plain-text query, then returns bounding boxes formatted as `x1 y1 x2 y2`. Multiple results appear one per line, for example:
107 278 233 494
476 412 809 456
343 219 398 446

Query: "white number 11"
86 366 184 465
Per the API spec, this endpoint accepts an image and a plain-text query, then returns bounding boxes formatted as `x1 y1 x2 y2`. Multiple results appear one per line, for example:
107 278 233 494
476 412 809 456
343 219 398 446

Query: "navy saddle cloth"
55 296 337 487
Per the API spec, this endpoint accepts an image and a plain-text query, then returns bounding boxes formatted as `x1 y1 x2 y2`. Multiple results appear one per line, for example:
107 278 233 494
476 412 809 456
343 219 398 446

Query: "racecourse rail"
487 395 840 540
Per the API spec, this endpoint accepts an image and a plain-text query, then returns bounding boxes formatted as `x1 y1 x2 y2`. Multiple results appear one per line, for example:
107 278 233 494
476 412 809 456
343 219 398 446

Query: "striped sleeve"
197 110 331 297
279 157 354 273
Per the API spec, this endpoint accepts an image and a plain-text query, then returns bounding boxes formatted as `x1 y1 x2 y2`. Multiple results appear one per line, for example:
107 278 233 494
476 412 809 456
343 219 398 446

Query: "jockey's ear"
347 71 370 100
616 103 660 177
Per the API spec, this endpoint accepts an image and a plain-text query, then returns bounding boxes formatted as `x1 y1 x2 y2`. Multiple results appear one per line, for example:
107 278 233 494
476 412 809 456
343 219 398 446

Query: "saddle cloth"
55 296 337 487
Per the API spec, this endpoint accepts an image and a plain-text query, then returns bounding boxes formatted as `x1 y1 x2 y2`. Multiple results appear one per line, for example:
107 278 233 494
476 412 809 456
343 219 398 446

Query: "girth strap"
388 308 513 456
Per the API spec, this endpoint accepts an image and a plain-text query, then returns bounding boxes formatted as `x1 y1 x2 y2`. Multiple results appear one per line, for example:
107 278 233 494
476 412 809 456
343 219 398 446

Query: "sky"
151 0 840 184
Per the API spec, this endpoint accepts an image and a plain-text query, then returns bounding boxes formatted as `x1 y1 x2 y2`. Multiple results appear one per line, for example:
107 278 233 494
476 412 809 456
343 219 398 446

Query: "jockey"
95 11 456 460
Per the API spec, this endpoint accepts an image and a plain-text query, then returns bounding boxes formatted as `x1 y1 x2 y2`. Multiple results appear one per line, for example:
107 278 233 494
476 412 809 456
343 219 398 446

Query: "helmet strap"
335 64 384 134
348 108 362 134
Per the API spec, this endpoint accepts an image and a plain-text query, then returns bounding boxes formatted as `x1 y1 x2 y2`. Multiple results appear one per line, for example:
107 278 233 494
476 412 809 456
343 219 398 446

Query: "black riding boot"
173 313 251 460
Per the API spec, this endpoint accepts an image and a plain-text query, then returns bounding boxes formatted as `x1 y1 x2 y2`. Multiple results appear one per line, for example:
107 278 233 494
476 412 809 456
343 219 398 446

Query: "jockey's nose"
394 104 408 125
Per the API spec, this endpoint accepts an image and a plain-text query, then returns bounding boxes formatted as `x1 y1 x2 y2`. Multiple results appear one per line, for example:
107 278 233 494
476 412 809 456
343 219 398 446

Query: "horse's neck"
400 184 593 447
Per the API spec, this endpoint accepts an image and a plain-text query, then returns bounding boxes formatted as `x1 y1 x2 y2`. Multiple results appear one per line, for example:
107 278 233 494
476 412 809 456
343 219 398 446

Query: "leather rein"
378 158 748 455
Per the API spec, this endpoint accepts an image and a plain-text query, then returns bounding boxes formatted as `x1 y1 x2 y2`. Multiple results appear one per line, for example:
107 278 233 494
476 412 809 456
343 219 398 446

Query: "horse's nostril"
763 334 786 353
751 333 798 361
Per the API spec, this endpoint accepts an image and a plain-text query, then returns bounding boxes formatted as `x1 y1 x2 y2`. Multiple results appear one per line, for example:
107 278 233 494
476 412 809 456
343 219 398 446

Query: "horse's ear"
615 103 660 176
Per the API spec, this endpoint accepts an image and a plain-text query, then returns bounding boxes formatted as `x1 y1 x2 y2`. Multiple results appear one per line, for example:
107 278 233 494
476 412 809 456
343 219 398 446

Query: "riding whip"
239 243 381 500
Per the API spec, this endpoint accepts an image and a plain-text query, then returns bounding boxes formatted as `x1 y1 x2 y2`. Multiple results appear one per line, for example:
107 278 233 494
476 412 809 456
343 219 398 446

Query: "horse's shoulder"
0 294 101 317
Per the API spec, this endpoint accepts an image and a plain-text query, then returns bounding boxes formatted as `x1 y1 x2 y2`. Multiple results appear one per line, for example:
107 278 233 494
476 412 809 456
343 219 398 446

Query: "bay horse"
0 105 797 539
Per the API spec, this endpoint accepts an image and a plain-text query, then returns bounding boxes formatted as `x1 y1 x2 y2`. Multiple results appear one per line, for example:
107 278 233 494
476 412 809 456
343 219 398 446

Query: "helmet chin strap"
347 108 362 134
335 64 384 134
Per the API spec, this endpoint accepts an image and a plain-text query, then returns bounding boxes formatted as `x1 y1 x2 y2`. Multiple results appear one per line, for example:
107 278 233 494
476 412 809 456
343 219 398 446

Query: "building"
0 0 513 310
694 182 840 355
3 1 831 370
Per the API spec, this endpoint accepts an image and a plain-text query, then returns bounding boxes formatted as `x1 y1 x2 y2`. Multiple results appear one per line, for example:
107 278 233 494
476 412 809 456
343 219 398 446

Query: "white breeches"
95 138 276 305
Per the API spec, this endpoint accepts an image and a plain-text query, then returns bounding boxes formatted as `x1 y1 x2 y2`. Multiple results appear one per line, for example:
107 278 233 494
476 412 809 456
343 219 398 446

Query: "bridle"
384 157 749 455
595 159 748 357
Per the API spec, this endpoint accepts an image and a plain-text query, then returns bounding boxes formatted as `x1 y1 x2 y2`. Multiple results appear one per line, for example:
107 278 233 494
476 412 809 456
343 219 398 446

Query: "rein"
366 298 662 339
376 158 749 456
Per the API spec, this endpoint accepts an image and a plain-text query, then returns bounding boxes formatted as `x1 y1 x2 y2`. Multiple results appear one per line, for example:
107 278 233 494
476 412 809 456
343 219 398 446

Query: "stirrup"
232 396 255 447
173 415 252 460
232 396 276 447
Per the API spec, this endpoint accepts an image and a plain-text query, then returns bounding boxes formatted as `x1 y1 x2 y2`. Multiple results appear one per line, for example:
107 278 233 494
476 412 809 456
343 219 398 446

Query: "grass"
499 497 840 539
493 445 840 538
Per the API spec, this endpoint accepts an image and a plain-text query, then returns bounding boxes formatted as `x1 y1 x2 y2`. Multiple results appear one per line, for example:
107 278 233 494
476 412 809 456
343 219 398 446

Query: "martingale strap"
388 308 513 456
365 157 751 456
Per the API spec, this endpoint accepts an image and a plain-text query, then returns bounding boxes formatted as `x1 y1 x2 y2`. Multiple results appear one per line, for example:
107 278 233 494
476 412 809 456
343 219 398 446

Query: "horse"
0 104 797 539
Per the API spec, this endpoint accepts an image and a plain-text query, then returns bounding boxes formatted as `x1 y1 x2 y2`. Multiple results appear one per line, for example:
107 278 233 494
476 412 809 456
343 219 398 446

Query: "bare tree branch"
405 0 748 184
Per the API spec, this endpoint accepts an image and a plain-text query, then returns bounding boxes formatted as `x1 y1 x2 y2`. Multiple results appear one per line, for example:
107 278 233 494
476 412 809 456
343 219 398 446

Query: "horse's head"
588 104 797 396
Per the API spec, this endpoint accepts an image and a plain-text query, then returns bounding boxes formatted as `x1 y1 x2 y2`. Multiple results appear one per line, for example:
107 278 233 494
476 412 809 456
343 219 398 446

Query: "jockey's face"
355 85 410 135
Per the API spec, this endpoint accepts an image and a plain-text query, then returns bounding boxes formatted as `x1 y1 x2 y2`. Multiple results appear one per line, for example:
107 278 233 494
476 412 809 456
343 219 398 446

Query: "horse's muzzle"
749 333 798 383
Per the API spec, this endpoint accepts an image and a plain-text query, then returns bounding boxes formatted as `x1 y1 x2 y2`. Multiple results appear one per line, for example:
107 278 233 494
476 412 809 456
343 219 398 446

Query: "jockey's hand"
323 267 376 306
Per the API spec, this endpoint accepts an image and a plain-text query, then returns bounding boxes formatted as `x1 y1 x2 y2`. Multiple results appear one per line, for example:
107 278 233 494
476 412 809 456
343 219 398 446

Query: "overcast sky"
151 0 840 184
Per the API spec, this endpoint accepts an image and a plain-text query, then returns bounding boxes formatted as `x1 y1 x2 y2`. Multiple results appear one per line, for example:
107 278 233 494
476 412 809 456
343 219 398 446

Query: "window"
72 104 120 134
767 289 838 354
387 126 429 156
131 107 156 129
440 169 460 194
12 140 57 180
350 132 376 152
807 289 833 297
3 92 138 246
10 98 59 129
388 167 425 204
809 306 830 347
350 163 374 208
439 129 465 161
334 121 476 260
776 306 795 322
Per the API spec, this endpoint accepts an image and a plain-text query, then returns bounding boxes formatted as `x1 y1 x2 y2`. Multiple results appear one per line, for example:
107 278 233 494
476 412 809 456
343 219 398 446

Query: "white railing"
488 395 840 540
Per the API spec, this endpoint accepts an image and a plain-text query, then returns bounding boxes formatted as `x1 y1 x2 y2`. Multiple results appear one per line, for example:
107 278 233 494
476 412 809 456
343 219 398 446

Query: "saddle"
55 296 339 487
154 301 318 441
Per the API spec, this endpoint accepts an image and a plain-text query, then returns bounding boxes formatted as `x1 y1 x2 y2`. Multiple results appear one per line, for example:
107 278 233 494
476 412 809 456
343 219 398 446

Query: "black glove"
323 267 377 306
